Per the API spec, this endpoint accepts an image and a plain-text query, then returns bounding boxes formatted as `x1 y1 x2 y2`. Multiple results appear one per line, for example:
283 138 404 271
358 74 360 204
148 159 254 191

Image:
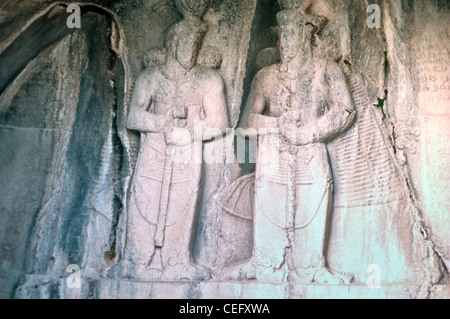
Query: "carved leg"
159 165 211 281
292 174 353 284
118 182 160 280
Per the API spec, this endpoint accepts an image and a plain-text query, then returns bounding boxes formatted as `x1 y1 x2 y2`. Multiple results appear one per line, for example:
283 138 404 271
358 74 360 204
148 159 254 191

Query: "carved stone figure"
122 0 229 281
225 9 355 284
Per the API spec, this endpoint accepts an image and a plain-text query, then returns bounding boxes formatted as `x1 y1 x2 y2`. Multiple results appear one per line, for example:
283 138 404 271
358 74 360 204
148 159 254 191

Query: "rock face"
0 0 448 299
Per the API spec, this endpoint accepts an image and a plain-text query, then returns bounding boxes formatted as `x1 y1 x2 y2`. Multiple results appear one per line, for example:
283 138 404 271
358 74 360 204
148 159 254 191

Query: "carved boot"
328 269 354 285
162 252 211 281
106 257 163 281
218 261 257 281
312 267 354 285
180 263 212 281
258 266 289 282
161 263 211 281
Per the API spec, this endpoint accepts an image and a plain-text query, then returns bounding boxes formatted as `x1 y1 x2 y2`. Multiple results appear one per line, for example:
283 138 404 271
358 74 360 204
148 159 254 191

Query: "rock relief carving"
121 0 229 281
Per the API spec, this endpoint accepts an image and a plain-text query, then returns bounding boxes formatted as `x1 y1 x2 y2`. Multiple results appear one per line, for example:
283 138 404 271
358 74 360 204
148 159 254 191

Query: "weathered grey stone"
13 275 450 299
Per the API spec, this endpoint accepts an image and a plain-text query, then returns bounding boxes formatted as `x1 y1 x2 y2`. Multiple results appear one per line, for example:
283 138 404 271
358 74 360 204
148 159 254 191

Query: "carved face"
176 34 202 71
278 24 302 62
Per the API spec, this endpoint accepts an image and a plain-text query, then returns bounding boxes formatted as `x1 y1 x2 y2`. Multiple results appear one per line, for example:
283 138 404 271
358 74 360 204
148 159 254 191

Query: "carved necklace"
277 60 316 113
277 65 301 112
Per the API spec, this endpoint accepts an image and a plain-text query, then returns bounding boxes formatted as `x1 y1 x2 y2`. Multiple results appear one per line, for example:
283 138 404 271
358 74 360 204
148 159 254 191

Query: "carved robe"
125 65 228 278
242 58 354 280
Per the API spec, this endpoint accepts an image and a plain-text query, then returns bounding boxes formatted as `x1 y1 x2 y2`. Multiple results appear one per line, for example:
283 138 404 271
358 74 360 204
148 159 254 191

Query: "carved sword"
154 143 174 248
154 107 187 248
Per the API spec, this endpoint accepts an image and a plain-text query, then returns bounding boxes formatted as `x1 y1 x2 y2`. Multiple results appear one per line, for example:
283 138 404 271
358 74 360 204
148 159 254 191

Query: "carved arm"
126 72 173 133
280 62 356 145
239 71 277 138
199 72 230 141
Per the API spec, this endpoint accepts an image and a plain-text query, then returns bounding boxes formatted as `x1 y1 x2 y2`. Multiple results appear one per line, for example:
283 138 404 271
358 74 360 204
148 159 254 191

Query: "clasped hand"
163 106 192 146
277 110 310 146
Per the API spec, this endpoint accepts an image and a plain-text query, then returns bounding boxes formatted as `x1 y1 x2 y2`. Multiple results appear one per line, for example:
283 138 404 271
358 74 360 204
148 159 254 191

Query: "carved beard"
279 27 302 64
281 46 299 62
279 41 300 72
279 25 313 66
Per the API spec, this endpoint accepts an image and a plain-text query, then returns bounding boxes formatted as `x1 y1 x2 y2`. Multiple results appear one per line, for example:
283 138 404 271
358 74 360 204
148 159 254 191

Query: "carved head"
276 10 308 62
164 17 208 71
277 0 329 34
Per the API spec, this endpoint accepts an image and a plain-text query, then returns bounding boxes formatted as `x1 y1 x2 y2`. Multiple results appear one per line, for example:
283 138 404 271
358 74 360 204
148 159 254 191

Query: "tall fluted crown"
174 0 211 18
276 2 328 35
277 0 307 10
276 9 305 27
165 16 208 50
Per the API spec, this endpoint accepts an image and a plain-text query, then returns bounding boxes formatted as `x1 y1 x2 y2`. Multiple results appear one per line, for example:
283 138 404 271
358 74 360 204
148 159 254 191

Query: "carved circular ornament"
174 0 211 18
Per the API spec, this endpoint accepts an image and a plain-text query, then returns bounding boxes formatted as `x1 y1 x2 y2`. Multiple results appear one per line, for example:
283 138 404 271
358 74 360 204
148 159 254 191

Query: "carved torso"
262 58 330 126
147 65 211 127
254 58 332 190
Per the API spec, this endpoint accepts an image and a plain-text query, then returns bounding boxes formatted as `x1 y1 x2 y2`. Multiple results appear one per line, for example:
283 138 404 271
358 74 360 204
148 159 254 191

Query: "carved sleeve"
295 62 356 145
126 72 168 133
327 61 354 113
199 72 230 141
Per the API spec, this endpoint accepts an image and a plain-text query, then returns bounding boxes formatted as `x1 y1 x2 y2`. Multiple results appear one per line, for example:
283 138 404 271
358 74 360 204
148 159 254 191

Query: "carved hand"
162 107 188 131
278 124 313 146
295 128 315 146
279 124 297 145
164 127 192 146
172 106 188 120
278 110 303 145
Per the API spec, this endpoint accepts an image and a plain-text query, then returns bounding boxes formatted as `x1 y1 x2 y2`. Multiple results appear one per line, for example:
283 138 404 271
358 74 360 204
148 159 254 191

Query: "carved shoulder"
251 64 277 94
193 66 229 128
198 66 225 87
258 64 278 79
132 67 159 93
139 65 162 82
